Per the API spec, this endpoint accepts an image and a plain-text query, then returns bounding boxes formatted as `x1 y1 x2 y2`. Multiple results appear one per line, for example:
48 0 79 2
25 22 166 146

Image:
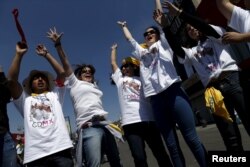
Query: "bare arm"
222 31 250 43
155 0 163 12
47 27 73 77
117 21 133 41
35 44 65 82
7 42 27 99
110 43 119 73
216 0 234 21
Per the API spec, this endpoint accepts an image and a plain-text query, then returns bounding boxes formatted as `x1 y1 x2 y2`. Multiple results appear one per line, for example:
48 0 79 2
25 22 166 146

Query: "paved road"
103 124 250 167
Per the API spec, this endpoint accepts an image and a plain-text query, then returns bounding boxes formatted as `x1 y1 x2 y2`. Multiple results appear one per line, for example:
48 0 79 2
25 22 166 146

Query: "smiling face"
186 24 201 41
80 67 94 83
144 27 160 47
31 74 49 94
121 63 135 77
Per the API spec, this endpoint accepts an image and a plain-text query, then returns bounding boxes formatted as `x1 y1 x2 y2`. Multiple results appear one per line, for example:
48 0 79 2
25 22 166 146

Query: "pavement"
103 124 250 167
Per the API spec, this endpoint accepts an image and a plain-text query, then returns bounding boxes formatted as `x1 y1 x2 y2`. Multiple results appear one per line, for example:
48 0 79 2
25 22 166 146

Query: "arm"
155 0 163 12
222 31 250 43
216 0 234 21
35 44 65 82
8 42 27 99
110 43 119 73
153 8 185 58
162 1 220 38
117 21 133 41
47 27 73 77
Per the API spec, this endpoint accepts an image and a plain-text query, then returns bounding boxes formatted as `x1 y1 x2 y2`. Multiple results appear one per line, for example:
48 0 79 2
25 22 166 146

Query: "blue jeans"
81 126 122 167
150 82 207 167
123 122 172 167
0 132 18 167
26 149 73 167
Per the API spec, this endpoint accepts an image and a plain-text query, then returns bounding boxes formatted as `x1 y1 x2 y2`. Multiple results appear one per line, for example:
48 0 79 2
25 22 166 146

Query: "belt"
81 115 106 129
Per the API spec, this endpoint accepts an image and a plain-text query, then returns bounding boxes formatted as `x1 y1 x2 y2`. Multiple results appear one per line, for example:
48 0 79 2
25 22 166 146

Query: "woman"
160 0 249 151
117 18 207 167
110 43 172 167
47 28 122 167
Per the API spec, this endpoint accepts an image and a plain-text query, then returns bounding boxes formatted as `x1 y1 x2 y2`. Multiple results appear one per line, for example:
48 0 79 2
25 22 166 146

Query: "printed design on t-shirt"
141 46 158 68
122 79 140 100
29 94 55 128
194 41 220 73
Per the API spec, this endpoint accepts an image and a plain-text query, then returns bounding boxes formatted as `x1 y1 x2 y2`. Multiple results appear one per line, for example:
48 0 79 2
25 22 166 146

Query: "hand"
117 21 127 28
153 9 168 27
47 27 63 44
111 43 118 50
222 32 244 44
16 42 28 56
36 44 49 57
162 0 181 16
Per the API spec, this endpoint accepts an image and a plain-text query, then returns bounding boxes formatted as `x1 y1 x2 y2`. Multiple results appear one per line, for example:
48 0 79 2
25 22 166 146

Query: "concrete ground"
103 124 250 167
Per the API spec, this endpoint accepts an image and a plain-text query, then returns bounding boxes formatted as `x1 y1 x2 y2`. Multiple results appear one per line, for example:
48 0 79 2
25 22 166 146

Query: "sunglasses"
121 63 132 69
143 30 156 37
81 68 93 74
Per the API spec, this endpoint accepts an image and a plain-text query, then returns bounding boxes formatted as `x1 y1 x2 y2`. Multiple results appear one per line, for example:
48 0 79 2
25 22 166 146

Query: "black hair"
144 26 161 37
74 64 96 78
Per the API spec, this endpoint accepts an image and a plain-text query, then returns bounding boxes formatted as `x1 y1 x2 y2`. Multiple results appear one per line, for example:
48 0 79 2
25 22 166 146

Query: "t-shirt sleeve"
129 38 146 59
111 68 122 85
64 73 78 88
13 91 26 117
229 6 249 33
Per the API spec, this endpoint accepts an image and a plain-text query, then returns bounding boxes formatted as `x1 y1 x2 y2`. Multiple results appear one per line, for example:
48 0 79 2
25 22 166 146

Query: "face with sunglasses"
143 28 159 46
121 63 136 77
80 67 94 83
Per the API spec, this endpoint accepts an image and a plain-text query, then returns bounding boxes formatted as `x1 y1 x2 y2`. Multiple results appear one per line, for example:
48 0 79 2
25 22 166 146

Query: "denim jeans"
123 122 172 167
211 71 250 148
81 126 122 167
0 132 18 167
26 149 73 167
150 82 207 167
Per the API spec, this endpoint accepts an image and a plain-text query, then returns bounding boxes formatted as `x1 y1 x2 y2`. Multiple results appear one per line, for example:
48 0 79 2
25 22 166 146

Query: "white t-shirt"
13 87 73 164
112 69 154 126
229 6 250 50
179 25 239 87
65 73 108 129
129 33 181 97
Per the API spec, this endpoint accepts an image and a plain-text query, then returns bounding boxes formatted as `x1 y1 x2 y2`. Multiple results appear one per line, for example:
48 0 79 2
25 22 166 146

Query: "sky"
0 0 169 133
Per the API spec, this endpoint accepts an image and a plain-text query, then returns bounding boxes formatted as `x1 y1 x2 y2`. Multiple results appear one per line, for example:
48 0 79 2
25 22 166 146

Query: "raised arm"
162 1 220 38
8 42 27 99
117 21 133 41
216 0 234 21
35 44 65 82
153 9 185 58
47 27 73 77
155 0 163 12
110 43 119 73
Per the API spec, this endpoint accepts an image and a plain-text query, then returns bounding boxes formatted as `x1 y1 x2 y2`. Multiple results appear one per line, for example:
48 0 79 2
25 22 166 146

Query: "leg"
212 114 243 151
103 127 122 167
143 122 173 167
1 132 19 167
150 91 186 167
173 89 207 167
81 127 103 167
48 149 73 167
123 123 148 167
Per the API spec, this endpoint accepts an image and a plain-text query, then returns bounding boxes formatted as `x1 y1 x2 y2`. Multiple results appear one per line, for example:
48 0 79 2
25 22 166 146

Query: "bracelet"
54 42 61 47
